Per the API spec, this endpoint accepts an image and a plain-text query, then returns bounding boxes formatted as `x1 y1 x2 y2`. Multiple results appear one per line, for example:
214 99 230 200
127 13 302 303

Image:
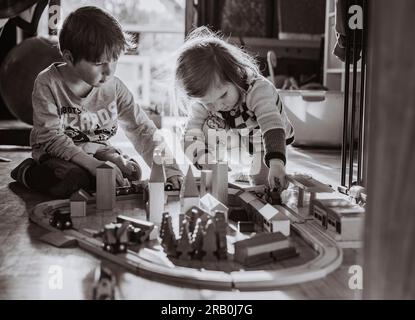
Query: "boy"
11 6 182 198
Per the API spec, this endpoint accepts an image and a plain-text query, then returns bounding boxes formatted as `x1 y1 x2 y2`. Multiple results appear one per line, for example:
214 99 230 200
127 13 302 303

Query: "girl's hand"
268 159 288 190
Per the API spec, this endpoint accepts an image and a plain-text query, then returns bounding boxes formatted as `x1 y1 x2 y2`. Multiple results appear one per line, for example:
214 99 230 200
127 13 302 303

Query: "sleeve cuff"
264 151 286 167
262 128 286 167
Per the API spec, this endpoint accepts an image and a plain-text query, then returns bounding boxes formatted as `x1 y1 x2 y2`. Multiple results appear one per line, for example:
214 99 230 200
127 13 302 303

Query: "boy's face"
71 57 118 87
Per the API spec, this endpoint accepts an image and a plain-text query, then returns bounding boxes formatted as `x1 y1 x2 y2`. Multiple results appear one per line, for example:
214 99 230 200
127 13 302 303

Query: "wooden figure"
202 219 218 261
176 218 193 261
212 161 228 205
180 167 199 214
199 193 229 222
70 189 89 217
96 161 116 210
148 161 166 225
200 170 212 197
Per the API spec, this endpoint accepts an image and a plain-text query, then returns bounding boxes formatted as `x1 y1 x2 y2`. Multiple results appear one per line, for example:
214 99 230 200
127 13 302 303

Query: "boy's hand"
268 159 288 190
95 152 142 182
94 160 125 187
113 156 142 181
72 152 125 186
166 175 183 190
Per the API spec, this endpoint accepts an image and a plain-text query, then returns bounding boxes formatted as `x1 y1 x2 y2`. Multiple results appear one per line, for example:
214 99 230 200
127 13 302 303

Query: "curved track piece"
30 198 342 291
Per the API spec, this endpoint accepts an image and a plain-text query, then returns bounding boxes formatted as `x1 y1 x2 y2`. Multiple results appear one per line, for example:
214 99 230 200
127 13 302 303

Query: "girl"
175 27 294 189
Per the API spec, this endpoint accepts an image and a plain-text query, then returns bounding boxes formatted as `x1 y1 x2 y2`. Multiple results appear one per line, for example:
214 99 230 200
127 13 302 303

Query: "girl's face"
199 81 240 112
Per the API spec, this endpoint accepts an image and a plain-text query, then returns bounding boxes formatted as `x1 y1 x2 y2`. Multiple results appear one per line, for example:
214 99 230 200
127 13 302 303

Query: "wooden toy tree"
176 218 193 261
202 219 218 261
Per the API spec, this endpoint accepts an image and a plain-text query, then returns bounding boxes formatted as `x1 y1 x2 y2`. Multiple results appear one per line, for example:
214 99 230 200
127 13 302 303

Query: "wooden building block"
69 189 90 217
311 198 365 241
96 162 116 210
199 193 229 221
181 168 200 214
212 162 228 205
258 203 278 221
149 226 159 241
148 161 166 225
238 192 257 206
200 170 212 197
286 174 334 193
234 232 290 265
116 215 154 231
249 199 266 212
70 201 86 217
259 204 290 236
228 188 244 207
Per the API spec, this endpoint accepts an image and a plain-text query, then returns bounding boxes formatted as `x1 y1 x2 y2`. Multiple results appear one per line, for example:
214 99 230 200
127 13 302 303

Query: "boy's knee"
49 166 93 198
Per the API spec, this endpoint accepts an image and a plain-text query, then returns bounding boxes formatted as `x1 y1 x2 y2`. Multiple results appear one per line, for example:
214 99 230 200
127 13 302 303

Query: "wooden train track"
30 193 343 290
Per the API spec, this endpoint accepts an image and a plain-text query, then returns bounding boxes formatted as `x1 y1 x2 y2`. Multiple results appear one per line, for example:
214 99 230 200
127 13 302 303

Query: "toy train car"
102 223 129 254
116 215 155 243
49 209 73 230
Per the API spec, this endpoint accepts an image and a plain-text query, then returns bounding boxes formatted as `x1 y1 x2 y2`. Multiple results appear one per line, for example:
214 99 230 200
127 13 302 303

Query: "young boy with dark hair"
11 6 182 197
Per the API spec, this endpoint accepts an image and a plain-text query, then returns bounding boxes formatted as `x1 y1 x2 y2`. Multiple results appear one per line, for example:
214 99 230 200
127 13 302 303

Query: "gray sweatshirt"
30 63 181 178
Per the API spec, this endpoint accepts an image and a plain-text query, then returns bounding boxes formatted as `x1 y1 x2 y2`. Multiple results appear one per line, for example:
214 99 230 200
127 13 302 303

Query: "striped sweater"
183 75 295 167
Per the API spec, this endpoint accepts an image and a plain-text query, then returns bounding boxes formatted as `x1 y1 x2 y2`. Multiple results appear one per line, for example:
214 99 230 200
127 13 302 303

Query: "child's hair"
59 6 133 64
175 26 260 99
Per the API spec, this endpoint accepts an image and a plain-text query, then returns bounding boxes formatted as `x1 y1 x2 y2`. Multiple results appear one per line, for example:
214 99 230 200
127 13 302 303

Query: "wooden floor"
0 143 362 299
